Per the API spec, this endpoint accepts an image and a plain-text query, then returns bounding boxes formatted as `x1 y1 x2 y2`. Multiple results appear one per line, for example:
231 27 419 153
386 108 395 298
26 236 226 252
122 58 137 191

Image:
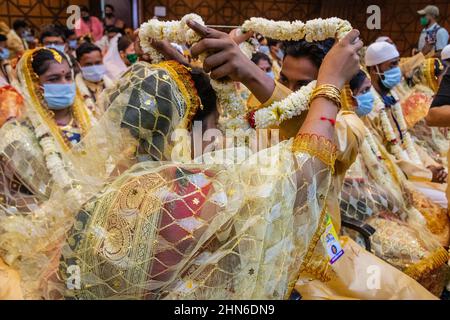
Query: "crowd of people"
0 4 450 300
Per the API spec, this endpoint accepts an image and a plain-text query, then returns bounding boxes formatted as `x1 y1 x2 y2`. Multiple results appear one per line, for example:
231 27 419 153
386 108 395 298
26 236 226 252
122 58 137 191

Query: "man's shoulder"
436 26 449 36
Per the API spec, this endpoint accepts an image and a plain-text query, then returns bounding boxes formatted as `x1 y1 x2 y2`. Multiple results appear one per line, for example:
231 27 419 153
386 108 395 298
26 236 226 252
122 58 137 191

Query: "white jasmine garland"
139 14 249 132
241 17 351 42
254 80 316 128
390 91 422 165
139 15 352 131
26 106 82 198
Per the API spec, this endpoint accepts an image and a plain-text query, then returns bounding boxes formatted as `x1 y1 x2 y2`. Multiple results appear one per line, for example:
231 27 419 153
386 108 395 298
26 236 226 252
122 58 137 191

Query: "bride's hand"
317 29 363 89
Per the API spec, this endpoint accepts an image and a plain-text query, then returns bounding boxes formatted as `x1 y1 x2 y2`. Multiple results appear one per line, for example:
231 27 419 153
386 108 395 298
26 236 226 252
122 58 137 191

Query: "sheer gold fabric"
55 133 336 299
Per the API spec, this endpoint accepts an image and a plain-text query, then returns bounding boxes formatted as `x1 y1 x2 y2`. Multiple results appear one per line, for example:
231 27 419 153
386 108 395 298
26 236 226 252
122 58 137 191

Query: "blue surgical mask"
45 44 66 53
68 40 78 49
43 83 76 110
379 66 402 89
266 71 275 79
276 49 284 60
355 91 374 117
0 48 9 60
259 45 270 55
81 64 106 83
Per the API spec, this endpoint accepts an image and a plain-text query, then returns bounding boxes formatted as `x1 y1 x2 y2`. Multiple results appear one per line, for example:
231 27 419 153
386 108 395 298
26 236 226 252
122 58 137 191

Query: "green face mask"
127 53 138 64
420 16 429 26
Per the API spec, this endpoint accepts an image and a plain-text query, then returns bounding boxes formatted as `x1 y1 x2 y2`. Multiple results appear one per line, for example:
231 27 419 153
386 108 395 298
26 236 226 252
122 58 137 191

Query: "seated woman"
339 70 450 296
0 48 95 212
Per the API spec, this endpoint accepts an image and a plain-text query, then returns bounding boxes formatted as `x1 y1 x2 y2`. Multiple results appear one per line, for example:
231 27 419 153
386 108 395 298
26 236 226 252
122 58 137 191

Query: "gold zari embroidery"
292 133 337 173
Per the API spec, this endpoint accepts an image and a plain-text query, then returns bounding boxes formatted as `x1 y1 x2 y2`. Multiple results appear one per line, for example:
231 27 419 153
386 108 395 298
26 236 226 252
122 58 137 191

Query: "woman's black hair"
349 70 367 92
118 35 133 53
190 68 217 123
105 4 114 11
0 34 7 42
31 48 69 76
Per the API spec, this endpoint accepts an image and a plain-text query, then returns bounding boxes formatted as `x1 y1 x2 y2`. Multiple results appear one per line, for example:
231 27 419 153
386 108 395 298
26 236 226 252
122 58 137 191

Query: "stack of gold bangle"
310 84 342 109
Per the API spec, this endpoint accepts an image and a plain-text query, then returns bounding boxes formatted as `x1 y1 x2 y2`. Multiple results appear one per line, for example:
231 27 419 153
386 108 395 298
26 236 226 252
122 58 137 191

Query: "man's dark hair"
105 4 114 11
13 19 28 31
267 38 281 48
284 38 335 69
251 52 272 66
76 42 102 61
0 34 7 42
106 26 122 34
118 35 133 52
80 6 89 13
349 70 367 92
40 26 66 43
64 28 76 39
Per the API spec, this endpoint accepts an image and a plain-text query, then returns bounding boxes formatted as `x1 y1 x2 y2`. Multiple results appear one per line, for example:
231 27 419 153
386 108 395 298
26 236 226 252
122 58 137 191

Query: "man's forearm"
241 64 276 103
425 106 450 127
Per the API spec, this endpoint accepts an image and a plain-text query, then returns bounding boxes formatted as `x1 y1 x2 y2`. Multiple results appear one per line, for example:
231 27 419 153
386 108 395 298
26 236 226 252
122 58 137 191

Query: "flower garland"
374 91 422 165
253 80 316 128
139 14 250 132
242 17 352 128
386 89 422 165
241 17 352 42
372 89 411 163
139 14 204 64
139 15 352 131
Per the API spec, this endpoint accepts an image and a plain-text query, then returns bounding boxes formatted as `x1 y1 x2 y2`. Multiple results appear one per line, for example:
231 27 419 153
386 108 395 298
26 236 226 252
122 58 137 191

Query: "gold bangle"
310 84 342 109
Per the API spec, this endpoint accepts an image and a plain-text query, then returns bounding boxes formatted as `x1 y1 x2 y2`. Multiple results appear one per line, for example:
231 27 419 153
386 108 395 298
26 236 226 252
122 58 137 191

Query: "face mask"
81 64 106 82
46 44 66 53
420 16 429 26
259 45 270 55
82 15 90 21
43 83 76 110
68 40 78 49
379 66 402 89
127 53 138 65
23 31 35 43
355 91 374 116
266 71 275 79
0 48 10 60
276 49 284 60
105 13 114 18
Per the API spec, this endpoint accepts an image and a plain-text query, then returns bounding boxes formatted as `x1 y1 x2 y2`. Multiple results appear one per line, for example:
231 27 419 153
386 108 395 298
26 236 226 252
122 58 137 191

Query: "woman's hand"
317 29 363 89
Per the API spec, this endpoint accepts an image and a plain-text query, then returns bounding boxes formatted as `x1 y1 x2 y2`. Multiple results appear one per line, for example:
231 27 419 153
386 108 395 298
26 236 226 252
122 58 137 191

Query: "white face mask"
45 44 66 53
81 64 107 82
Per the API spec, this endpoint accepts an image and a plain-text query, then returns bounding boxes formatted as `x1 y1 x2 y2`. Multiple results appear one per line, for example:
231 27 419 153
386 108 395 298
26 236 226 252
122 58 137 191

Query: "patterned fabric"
57 136 335 300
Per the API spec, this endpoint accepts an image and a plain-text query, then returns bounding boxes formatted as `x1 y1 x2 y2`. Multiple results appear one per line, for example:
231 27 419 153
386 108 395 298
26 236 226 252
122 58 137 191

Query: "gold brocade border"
21 48 91 151
340 84 353 112
155 60 202 130
423 58 441 93
285 205 330 299
403 246 449 281
292 133 337 174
